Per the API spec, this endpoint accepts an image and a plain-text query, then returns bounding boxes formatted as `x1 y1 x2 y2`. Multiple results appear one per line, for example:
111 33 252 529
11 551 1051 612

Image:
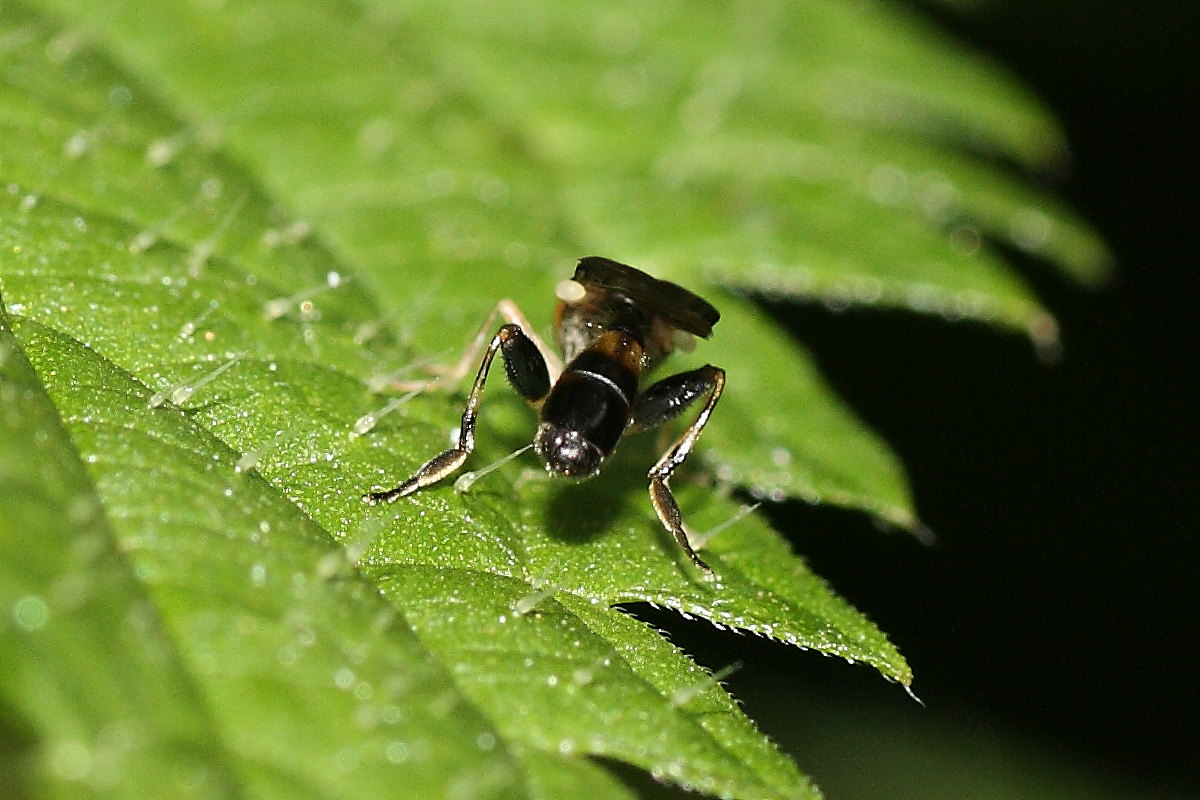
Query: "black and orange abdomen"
536 330 644 472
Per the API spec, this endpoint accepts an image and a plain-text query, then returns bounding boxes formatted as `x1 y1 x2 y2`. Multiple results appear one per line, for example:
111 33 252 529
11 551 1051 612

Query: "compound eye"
535 423 603 479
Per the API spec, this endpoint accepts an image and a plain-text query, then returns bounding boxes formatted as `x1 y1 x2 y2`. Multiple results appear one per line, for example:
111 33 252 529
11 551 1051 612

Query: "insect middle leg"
629 365 726 572
363 323 550 504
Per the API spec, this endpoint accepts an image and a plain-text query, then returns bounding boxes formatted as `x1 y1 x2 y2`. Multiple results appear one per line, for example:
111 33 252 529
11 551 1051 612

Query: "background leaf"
1 0 1103 797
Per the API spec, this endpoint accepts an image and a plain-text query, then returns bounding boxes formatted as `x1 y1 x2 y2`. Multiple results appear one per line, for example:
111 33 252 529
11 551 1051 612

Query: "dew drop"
385 740 410 764
334 666 356 690
12 595 49 631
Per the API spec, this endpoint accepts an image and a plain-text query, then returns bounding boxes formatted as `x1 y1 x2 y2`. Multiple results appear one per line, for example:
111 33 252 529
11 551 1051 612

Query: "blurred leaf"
1 0 1102 797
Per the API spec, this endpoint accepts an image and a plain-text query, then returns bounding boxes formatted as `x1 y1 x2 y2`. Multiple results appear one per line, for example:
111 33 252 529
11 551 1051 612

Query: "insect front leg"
363 323 551 504
630 365 726 572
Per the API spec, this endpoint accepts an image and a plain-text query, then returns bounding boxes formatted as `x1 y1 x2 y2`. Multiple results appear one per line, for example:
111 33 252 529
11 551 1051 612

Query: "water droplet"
146 135 183 167
334 667 356 690
108 85 133 109
64 131 90 160
866 164 911 206
948 225 982 257
385 740 410 764
13 595 49 631
1010 208 1051 252
48 739 93 781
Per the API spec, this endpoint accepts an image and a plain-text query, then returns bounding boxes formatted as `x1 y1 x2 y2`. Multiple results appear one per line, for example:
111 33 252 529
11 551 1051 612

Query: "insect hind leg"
392 299 561 393
637 365 725 572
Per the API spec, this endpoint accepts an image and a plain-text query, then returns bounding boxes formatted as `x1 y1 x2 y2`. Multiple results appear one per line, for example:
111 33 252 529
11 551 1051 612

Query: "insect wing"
573 256 720 338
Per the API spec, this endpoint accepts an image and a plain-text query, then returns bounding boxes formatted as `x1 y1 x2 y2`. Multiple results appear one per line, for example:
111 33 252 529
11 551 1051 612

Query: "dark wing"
573 256 720 338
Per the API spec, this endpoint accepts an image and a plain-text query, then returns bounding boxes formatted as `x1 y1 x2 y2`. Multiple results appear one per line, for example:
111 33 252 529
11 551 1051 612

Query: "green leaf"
1 302 523 799
1 0 1101 796
0 303 242 799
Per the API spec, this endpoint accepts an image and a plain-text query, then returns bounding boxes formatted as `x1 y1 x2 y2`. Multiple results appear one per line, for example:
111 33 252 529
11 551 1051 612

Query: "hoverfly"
364 256 724 572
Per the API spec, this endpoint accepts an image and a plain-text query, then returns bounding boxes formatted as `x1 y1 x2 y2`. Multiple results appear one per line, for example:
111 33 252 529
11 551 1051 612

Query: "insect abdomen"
540 331 642 458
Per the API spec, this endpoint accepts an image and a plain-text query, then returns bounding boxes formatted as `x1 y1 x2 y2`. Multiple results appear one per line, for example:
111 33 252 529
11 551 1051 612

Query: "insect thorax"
554 289 678 372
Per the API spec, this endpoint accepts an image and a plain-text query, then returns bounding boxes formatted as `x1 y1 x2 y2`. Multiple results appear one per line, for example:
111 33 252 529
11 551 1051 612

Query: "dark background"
636 2 1197 798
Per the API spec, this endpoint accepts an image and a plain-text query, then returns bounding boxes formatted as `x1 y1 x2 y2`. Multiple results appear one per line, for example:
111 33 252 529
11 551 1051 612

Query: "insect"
363 256 725 572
